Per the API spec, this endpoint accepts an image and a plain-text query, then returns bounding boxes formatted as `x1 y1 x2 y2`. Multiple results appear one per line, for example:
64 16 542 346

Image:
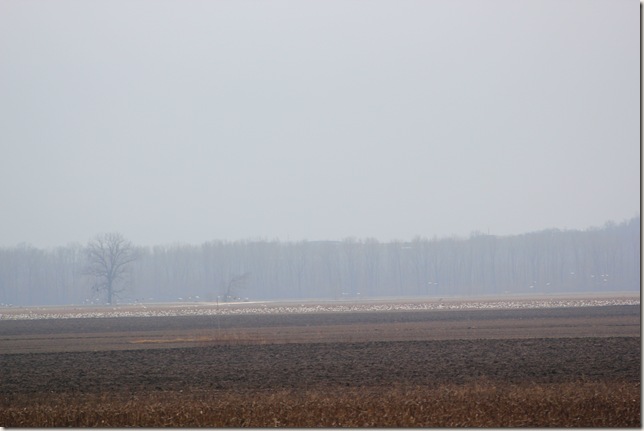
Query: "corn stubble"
1 381 639 427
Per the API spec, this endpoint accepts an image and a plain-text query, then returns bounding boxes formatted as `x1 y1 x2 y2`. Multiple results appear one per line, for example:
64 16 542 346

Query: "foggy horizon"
1 0 639 250
1 215 640 250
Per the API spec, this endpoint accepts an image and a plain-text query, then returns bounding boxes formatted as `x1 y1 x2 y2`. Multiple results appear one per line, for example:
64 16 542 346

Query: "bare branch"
84 233 139 305
223 271 251 301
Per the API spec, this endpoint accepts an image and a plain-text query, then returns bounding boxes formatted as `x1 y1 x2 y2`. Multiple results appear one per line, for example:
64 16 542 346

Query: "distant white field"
0 293 639 321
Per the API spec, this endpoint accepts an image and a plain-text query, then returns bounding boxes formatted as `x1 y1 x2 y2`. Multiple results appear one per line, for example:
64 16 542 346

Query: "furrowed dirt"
0 301 640 426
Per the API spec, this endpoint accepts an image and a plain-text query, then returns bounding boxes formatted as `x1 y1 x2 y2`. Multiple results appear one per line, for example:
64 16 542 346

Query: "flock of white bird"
0 297 639 321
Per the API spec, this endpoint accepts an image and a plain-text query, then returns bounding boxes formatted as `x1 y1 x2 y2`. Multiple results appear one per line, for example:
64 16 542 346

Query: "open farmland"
0 295 640 427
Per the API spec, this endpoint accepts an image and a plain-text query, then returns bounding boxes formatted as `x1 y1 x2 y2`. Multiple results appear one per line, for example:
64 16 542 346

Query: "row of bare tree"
0 217 639 306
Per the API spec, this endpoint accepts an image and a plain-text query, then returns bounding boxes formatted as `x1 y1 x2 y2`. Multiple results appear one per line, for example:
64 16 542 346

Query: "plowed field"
0 300 640 426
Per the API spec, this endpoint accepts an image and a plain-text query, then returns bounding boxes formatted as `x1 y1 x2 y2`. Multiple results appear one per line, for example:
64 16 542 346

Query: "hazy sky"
0 0 639 248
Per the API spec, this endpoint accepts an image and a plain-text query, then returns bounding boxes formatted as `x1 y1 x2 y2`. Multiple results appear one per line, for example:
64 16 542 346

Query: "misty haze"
0 0 639 427
0 217 639 307
0 0 639 249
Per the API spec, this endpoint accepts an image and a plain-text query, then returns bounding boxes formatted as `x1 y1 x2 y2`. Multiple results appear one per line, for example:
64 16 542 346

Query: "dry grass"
129 332 270 345
1 380 639 427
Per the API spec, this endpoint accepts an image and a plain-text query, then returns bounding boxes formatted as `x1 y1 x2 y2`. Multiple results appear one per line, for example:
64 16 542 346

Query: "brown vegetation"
1 381 639 427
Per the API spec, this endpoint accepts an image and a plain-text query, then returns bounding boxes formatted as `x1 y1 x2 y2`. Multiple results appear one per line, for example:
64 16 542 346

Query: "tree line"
0 217 639 306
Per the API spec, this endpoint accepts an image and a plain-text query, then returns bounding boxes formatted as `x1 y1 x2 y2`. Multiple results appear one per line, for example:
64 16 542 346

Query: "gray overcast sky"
0 0 639 248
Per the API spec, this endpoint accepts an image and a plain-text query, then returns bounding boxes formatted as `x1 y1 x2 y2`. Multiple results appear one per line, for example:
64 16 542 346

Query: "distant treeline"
0 217 639 306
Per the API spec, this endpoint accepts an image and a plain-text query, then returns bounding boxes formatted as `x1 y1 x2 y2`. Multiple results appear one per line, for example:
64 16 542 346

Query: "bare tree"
222 271 251 302
85 233 139 304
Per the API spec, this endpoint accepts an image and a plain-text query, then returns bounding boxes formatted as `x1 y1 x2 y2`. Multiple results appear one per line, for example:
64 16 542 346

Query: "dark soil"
0 305 639 399
0 337 639 398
